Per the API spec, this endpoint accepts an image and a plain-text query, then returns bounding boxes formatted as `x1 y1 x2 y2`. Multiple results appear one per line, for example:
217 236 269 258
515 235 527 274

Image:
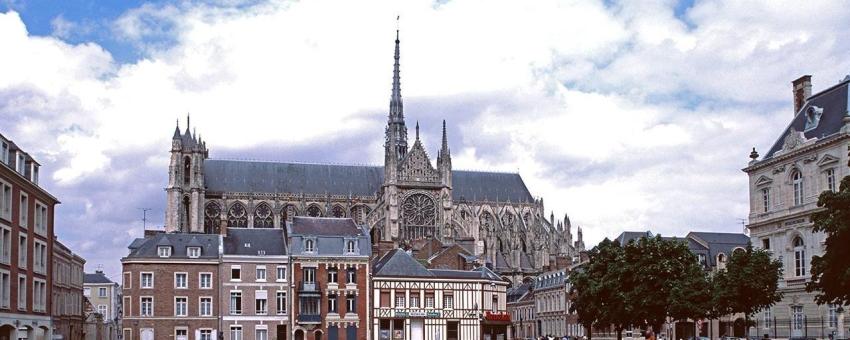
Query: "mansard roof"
223 228 287 256
84 272 113 284
125 233 220 259
204 159 534 203
763 79 849 160
290 217 363 236
373 249 434 278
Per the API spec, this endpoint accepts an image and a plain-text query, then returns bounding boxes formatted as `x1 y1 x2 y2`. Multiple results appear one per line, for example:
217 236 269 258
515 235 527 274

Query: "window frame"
256 266 267 282
792 170 804 206
826 168 836 192
199 272 213 289
17 234 26 269
174 296 188 317
276 265 287 282
174 272 188 289
199 296 213 317
140 296 154 317
187 246 201 258
230 265 241 281
157 246 172 258
793 237 806 277
140 272 154 289
276 291 287 315
18 192 28 228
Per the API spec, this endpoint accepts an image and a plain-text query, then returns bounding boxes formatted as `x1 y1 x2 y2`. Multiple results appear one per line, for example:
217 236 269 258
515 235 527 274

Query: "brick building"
52 240 85 340
122 232 221 340
288 217 371 340
372 249 509 340
221 228 290 340
0 132 56 339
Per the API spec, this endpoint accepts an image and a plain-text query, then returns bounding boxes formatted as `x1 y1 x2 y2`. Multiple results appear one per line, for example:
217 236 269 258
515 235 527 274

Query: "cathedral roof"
762 79 849 160
203 159 534 203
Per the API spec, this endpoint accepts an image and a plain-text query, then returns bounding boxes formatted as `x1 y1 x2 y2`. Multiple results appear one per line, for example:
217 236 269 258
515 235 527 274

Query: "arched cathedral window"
183 156 191 185
331 205 345 218
204 202 221 234
306 205 322 217
182 196 191 232
523 212 532 226
227 202 248 228
791 170 804 206
281 205 297 224
480 212 494 232
402 194 436 226
253 202 274 228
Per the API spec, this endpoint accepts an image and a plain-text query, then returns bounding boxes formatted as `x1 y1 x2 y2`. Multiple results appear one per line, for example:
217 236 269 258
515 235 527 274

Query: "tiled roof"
764 79 849 159
125 233 220 259
224 228 287 256
84 272 113 284
203 159 534 203
373 249 434 277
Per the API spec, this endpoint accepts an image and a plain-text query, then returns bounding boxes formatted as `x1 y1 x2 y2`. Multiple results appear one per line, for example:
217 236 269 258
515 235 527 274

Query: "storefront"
482 312 510 340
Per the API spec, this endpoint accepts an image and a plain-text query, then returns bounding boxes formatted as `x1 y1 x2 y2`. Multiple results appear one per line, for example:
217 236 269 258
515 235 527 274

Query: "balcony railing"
298 281 321 295
297 314 321 324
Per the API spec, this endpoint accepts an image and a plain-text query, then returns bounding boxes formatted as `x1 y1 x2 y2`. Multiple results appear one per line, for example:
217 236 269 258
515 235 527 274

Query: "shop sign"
426 311 441 318
409 311 427 317
394 310 409 318
484 311 511 322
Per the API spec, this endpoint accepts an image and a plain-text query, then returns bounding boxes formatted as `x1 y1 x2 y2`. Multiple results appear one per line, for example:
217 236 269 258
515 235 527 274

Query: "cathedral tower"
165 116 208 232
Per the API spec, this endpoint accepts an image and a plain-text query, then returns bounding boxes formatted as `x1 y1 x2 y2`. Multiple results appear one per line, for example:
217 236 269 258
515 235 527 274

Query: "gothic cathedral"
163 31 583 282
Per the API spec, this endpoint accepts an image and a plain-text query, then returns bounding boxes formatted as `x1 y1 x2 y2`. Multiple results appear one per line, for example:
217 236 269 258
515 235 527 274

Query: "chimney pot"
792 75 813 115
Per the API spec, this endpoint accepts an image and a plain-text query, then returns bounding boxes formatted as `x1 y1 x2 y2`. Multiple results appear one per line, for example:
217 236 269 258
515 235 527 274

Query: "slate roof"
534 269 567 290
507 282 532 303
373 249 434 277
686 232 749 267
764 79 850 159
84 272 113 284
203 159 534 203
125 233 220 259
374 249 506 281
289 217 371 256
614 231 654 245
291 217 362 236
224 228 287 256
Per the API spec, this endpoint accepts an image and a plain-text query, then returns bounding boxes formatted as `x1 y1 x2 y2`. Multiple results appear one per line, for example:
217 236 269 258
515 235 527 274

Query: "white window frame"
276 265 287 282
230 265 241 281
304 239 315 252
199 329 213 340
0 141 7 165
395 294 405 308
33 200 47 237
157 246 171 258
255 327 268 340
174 296 188 317
18 192 27 228
199 272 213 289
140 296 154 316
230 290 242 315
0 224 10 265
33 239 46 274
792 171 804 206
256 265 266 282
187 247 200 258
230 326 243 340
174 272 188 289
255 290 268 315
276 291 287 315
19 234 29 268
140 272 154 289
199 296 213 316
174 328 188 340
444 294 454 309
793 237 806 277
0 269 9 309
761 188 770 212
0 181 10 221
826 168 836 192
16 274 25 310
98 287 108 297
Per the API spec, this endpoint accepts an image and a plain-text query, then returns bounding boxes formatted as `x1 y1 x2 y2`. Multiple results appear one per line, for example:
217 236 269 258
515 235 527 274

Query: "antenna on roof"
139 208 152 229
738 218 748 234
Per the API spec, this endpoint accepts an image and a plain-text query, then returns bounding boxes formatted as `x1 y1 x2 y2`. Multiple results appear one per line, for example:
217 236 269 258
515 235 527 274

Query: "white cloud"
2 0 850 274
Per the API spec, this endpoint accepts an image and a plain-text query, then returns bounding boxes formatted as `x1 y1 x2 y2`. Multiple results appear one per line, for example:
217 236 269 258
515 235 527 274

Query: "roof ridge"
804 78 850 104
209 158 382 168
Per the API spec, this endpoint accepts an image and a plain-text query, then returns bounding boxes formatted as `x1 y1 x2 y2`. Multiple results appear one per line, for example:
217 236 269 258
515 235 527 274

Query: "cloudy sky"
2 0 850 279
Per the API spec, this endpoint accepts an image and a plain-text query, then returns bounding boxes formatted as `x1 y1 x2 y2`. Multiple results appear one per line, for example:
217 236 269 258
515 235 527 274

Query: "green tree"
807 175 850 305
622 236 711 332
712 246 783 336
570 239 631 340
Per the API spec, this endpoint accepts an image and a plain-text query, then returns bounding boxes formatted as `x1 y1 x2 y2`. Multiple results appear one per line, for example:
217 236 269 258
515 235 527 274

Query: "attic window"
345 240 357 254
804 106 823 131
304 239 315 252
188 247 201 258
158 246 172 258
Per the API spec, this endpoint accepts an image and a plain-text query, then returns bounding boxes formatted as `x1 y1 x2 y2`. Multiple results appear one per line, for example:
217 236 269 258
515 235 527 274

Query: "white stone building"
744 74 850 339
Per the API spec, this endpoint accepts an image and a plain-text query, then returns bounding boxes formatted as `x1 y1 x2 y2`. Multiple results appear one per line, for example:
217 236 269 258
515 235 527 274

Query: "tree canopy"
712 246 783 324
807 175 850 305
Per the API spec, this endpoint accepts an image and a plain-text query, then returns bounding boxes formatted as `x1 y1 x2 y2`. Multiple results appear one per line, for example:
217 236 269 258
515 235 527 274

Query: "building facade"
372 249 510 340
53 240 85 340
220 228 290 340
533 270 567 338
0 132 56 340
744 75 850 339
83 270 120 340
507 282 536 340
288 217 371 340
121 233 221 340
159 30 584 284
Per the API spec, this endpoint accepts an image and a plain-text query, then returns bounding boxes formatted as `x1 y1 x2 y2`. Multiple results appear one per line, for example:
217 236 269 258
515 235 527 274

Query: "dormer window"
30 165 38 184
158 246 172 258
1 141 8 164
345 240 357 254
304 239 315 252
804 106 823 131
187 247 201 258
16 152 25 174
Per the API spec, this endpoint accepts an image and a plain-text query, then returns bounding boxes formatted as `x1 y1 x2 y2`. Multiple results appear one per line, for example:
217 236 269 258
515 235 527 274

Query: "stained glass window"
253 203 273 228
204 202 221 234
332 205 345 218
306 205 322 217
402 194 435 226
227 202 248 228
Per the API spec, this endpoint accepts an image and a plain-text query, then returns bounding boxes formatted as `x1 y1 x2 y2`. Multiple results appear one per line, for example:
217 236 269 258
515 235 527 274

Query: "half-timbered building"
372 249 509 340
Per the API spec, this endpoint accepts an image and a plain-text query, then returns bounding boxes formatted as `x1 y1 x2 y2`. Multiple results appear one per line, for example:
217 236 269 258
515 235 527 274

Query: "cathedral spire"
415 120 420 141
441 120 449 156
389 28 403 121
385 23 408 160
173 119 181 140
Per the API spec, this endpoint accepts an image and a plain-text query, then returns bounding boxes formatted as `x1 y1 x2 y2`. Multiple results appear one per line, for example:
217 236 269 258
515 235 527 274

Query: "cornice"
743 133 848 173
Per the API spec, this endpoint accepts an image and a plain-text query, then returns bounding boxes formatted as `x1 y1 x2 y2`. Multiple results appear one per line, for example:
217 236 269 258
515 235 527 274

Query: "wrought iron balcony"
297 314 321 324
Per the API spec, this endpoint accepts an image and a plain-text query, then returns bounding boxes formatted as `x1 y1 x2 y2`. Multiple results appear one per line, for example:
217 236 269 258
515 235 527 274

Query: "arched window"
331 205 345 218
480 212 494 232
281 205 297 224
304 239 315 252
717 253 726 263
227 202 248 229
183 156 191 185
182 196 191 232
793 236 806 277
204 202 221 234
306 205 322 217
346 240 356 253
792 170 804 206
253 202 273 228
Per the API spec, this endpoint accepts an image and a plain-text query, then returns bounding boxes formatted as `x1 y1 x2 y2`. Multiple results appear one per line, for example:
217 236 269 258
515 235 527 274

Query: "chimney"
792 75 812 114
